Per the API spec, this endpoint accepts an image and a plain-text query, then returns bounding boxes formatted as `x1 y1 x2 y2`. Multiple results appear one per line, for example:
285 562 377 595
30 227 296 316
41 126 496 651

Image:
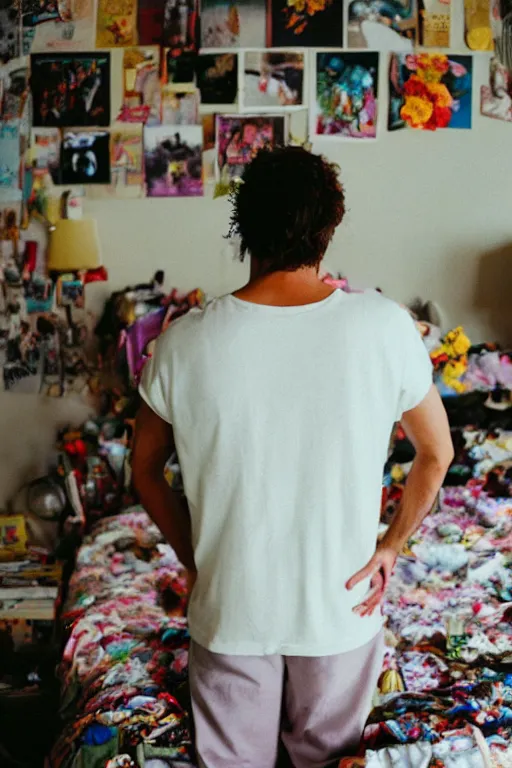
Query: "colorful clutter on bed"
48 281 511 768
48 507 192 768
361 424 512 768
51 429 511 768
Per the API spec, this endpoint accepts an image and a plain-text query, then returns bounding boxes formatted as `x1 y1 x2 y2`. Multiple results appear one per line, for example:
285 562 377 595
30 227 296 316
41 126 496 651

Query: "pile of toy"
94 271 205 389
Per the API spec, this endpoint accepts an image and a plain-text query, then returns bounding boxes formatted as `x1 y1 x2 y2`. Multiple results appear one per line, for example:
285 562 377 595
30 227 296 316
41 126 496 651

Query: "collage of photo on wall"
1 0 511 230
0 202 58 394
0 192 108 394
4 0 480 60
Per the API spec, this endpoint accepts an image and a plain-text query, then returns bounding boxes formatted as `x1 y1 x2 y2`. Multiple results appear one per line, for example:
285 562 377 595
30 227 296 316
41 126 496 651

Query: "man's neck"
233 267 335 308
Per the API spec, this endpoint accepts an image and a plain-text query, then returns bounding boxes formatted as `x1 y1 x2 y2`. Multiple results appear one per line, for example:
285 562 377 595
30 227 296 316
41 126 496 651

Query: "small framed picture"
31 52 111 128
60 130 111 185
240 51 306 112
57 276 84 308
25 277 54 315
0 514 28 556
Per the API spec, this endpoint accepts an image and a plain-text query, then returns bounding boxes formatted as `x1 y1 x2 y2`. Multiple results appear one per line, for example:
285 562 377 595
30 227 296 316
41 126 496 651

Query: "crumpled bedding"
49 418 512 767
362 427 512 768
48 507 193 768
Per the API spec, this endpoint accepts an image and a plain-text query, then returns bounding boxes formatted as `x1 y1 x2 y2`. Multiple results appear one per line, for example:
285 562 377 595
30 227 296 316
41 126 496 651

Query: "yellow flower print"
427 82 453 108
400 96 434 128
416 53 449 83
306 0 326 14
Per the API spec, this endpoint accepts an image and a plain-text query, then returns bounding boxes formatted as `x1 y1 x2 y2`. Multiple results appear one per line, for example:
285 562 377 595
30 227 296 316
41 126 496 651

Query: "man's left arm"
347 385 453 615
132 401 196 574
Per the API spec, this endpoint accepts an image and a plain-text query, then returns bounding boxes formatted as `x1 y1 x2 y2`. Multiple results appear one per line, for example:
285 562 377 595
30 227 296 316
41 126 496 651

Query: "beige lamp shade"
47 219 102 272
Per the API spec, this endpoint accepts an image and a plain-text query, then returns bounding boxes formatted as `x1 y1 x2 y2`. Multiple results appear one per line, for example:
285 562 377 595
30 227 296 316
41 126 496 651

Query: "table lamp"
47 219 102 273
47 212 102 346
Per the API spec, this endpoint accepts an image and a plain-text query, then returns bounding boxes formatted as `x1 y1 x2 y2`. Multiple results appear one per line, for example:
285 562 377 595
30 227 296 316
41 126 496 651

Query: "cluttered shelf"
1 275 511 768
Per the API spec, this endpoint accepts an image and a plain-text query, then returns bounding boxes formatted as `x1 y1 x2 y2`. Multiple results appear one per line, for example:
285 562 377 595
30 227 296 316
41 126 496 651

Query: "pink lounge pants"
189 632 383 768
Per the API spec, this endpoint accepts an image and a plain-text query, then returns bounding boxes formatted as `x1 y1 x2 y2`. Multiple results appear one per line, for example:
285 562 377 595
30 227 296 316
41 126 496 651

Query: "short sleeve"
396 310 433 420
138 333 173 424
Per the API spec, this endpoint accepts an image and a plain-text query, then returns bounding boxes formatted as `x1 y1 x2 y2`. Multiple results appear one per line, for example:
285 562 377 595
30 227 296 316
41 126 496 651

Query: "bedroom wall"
2 7 511 509
0 393 93 509
81 2 512 346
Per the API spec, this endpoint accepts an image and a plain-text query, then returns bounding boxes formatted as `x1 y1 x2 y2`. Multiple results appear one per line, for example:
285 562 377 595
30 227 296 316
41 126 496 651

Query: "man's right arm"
132 401 196 573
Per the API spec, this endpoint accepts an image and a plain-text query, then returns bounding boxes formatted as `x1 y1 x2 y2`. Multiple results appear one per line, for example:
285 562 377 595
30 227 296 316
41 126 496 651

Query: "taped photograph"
241 51 305 111
61 130 111 184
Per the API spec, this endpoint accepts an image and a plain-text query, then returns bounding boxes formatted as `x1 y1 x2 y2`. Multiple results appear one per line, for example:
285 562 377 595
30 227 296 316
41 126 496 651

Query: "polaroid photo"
201 113 216 185
0 4 21 62
23 0 96 54
96 0 138 47
88 124 144 199
0 59 30 121
240 50 306 112
57 276 84 308
215 113 287 183
138 0 198 53
61 129 111 184
313 51 379 140
201 0 266 48
0 121 22 200
347 0 417 50
267 0 342 47
30 52 111 128
144 125 203 197
32 128 61 183
163 50 196 86
195 53 238 106
481 58 512 122
25 277 54 314
161 87 200 125
118 47 161 126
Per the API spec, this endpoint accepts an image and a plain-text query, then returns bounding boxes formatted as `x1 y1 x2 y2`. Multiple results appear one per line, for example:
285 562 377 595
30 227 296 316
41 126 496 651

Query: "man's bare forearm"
381 452 450 554
134 469 196 571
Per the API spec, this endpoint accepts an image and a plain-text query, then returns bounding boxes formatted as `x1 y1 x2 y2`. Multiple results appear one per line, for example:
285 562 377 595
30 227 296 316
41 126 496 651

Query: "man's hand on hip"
345 545 397 617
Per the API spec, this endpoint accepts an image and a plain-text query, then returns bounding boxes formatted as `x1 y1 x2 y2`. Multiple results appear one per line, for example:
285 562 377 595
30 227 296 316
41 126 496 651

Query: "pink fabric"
189 632 384 768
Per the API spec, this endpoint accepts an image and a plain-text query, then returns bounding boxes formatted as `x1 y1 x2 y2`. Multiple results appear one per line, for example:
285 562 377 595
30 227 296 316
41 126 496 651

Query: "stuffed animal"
442 326 472 360
431 326 471 395
379 667 405 695
441 359 469 394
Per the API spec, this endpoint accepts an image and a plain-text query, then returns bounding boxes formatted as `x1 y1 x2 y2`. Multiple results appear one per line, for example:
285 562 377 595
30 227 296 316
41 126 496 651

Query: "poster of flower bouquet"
388 53 473 131
268 0 343 47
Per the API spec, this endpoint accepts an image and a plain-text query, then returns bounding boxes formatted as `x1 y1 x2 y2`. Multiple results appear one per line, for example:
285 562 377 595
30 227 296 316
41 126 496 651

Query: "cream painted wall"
3 6 511 508
83 4 512 345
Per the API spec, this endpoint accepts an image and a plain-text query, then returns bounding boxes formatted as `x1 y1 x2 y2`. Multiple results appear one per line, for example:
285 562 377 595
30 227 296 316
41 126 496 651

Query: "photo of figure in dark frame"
31 53 111 127
268 0 343 48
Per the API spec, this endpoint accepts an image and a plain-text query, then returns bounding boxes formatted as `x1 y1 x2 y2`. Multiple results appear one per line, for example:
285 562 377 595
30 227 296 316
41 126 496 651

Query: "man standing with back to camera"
132 147 453 767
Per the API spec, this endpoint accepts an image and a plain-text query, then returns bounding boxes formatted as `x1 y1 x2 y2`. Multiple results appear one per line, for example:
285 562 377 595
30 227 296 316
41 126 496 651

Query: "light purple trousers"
189 632 383 768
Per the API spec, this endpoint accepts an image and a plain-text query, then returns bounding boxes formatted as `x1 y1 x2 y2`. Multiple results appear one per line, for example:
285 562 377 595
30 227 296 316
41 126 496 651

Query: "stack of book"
0 561 61 620
0 515 61 622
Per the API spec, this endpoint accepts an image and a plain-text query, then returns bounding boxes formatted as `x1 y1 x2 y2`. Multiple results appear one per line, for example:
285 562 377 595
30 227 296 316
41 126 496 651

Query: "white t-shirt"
139 289 432 656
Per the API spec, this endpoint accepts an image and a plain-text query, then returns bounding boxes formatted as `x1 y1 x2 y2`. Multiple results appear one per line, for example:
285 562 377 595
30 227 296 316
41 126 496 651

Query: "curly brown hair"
228 146 345 273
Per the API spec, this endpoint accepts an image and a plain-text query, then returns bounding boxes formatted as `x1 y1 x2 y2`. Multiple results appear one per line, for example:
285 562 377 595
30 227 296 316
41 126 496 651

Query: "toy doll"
431 326 472 395
6 301 22 362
